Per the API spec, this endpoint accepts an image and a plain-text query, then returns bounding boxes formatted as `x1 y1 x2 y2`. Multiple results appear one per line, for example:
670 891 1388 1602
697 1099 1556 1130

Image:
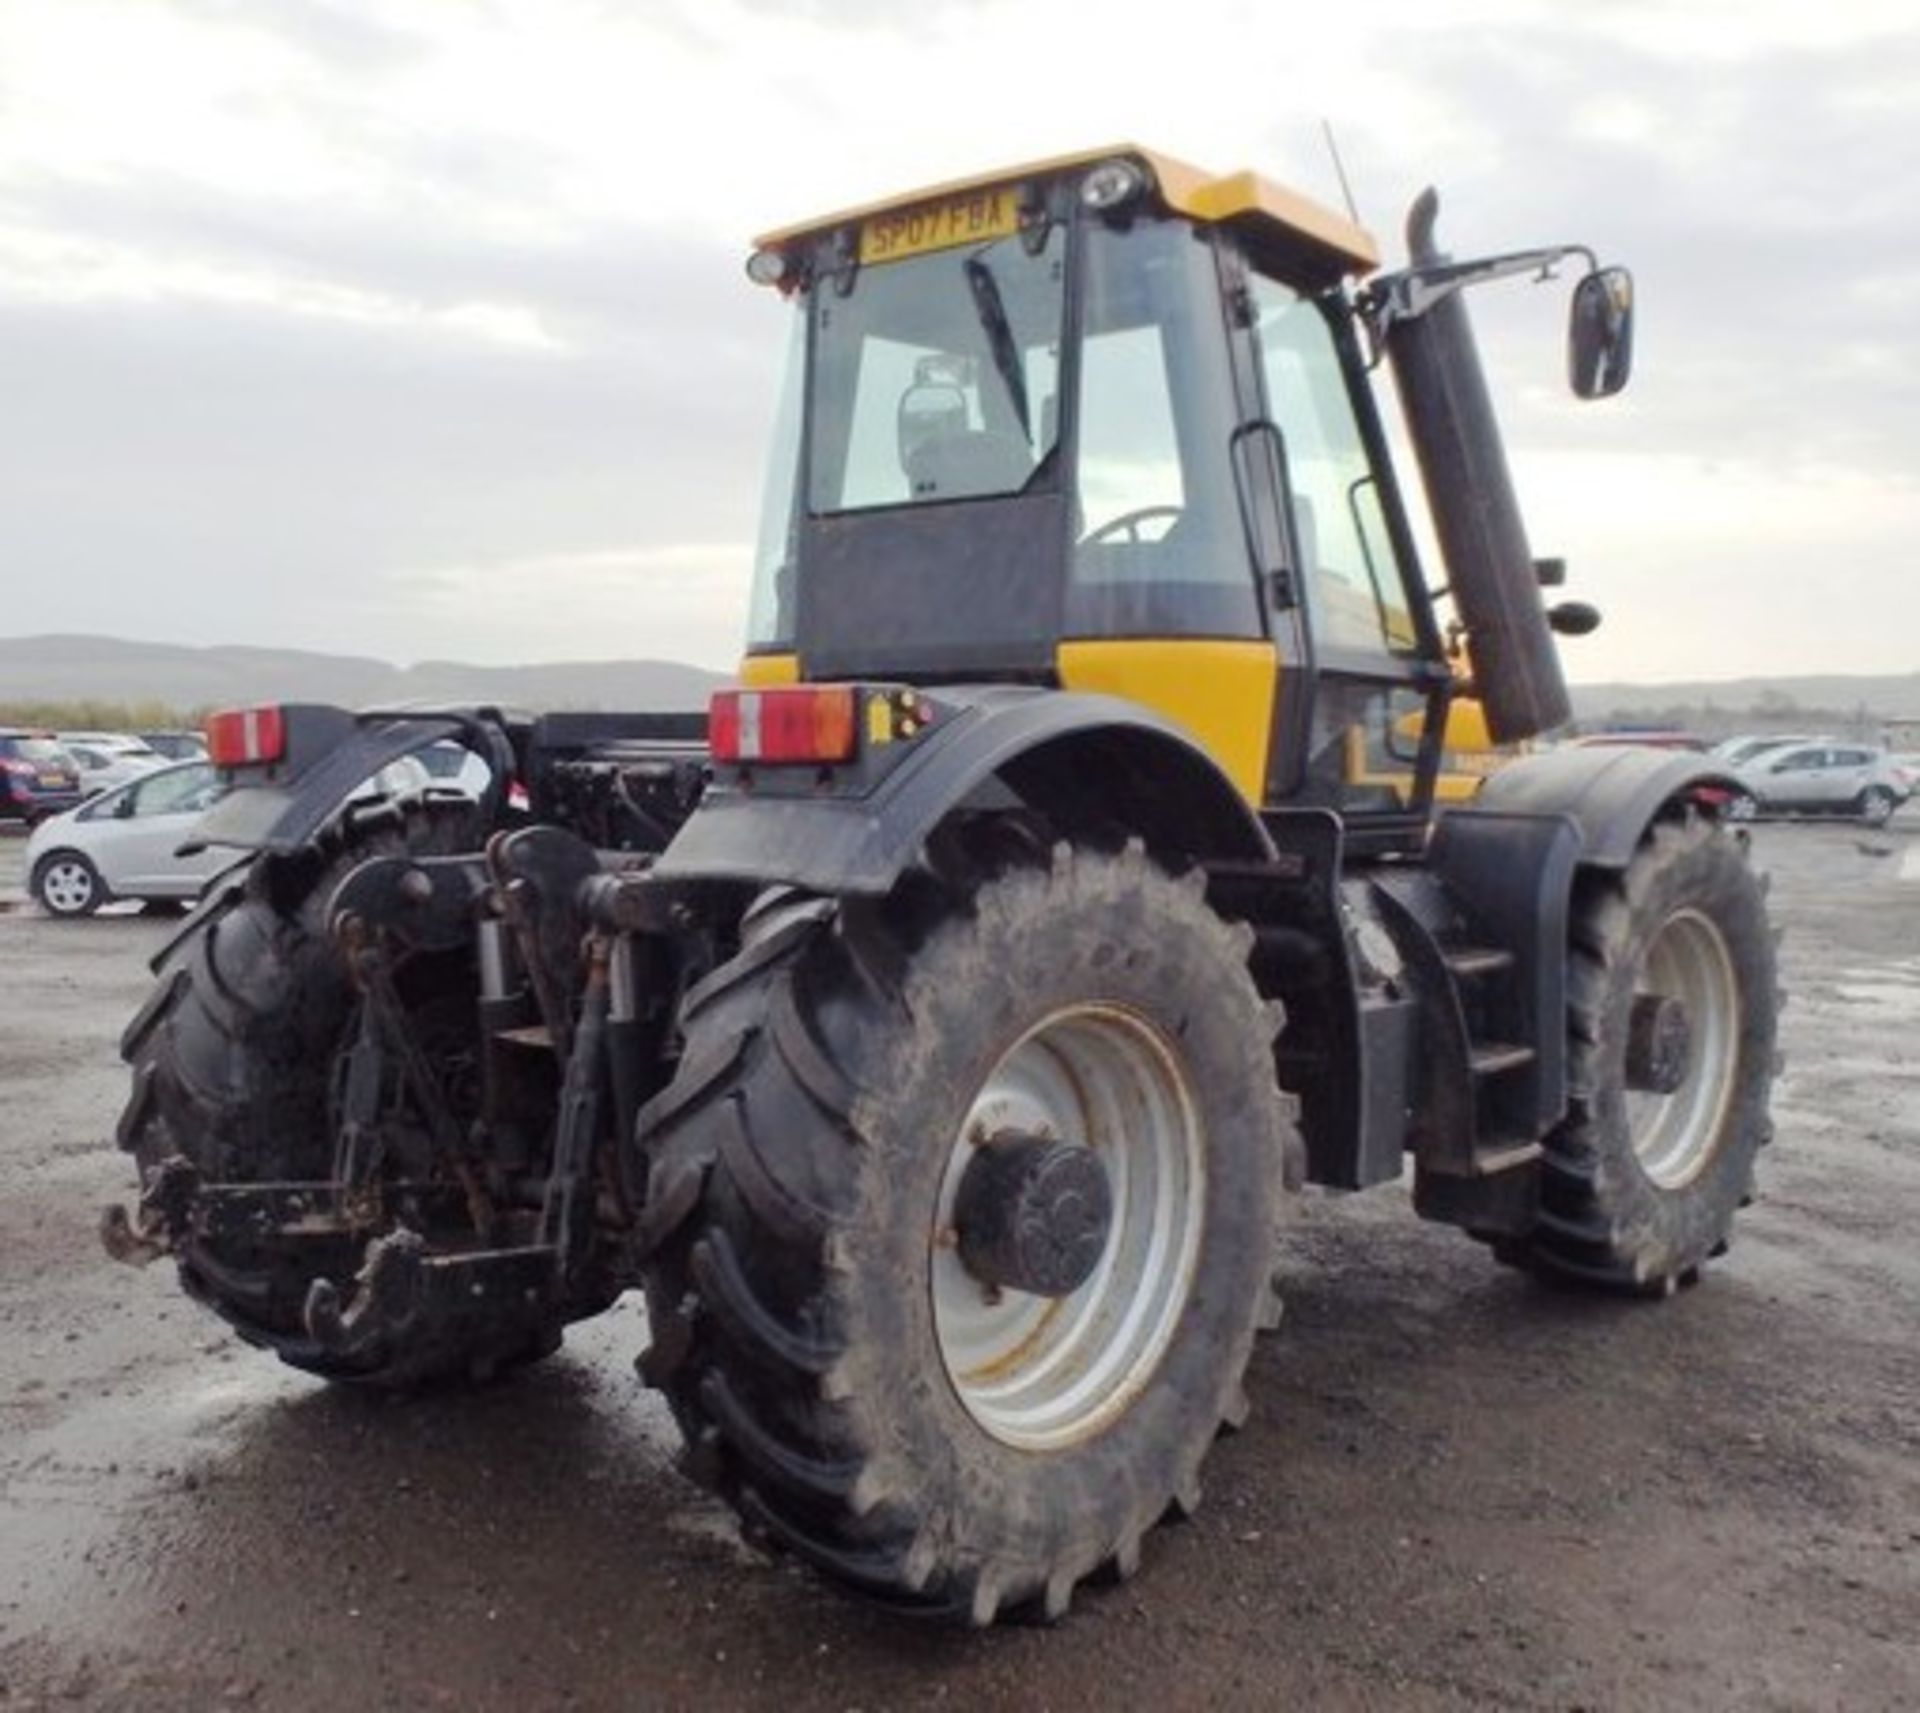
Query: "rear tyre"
34 850 108 917
1520 813 1776 1293
1857 786 1896 827
116 806 572 1385
636 841 1294 1623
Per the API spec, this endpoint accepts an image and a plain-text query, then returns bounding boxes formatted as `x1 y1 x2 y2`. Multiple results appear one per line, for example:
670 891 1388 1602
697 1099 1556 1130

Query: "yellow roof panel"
754 142 1380 278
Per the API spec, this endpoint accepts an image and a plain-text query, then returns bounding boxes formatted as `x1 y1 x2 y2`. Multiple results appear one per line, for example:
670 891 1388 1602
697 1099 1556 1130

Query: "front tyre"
637 842 1294 1623
34 850 108 917
1522 813 1777 1293
1857 785 1896 827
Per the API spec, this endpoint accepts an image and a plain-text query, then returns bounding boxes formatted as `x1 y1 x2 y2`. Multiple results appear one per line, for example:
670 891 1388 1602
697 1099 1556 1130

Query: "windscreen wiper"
964 254 1030 439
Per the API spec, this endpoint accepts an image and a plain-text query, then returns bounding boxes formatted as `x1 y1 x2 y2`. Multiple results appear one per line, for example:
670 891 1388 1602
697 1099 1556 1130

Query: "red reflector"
709 687 857 765
204 705 287 767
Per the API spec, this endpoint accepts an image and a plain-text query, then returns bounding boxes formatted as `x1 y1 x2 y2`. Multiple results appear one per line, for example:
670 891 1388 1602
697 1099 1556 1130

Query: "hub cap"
41 860 96 914
1626 908 1739 1188
931 1004 1205 1451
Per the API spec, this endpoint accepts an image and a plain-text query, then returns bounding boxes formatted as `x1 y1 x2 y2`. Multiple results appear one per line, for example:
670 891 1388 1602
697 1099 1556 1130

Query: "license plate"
36 772 67 788
860 188 1020 266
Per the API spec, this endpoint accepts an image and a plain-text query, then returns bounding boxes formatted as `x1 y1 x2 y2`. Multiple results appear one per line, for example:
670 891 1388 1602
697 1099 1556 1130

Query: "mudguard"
1470 744 1748 868
654 685 1273 895
189 708 490 855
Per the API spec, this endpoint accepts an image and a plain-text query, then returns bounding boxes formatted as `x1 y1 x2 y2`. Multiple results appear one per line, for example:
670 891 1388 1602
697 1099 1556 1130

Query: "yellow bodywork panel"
755 143 1378 281
1055 639 1278 806
737 652 800 688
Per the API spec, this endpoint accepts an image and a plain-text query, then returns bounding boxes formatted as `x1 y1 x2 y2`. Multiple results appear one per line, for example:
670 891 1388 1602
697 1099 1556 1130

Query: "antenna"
1321 119 1363 226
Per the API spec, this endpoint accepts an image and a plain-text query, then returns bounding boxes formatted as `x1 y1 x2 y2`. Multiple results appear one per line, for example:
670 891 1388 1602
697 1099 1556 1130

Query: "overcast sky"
2 0 1915 681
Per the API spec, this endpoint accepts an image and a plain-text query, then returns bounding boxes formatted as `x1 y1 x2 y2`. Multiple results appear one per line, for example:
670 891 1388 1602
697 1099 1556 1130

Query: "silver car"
25 753 444 916
1737 742 1910 826
25 761 233 916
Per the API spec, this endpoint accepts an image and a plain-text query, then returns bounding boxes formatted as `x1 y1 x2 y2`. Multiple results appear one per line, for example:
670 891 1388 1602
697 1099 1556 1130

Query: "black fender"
1469 745 1748 867
653 685 1273 895
189 707 493 855
1425 745 1747 1146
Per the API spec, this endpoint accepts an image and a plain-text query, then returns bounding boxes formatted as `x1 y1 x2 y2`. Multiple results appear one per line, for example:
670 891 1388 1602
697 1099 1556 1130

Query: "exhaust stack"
1384 190 1570 743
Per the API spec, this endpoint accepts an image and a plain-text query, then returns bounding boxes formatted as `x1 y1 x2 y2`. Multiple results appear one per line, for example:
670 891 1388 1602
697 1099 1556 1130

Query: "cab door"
1243 269 1445 838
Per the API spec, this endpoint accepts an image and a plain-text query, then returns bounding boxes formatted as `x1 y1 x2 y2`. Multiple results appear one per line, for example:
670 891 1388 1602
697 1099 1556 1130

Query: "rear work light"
204 705 287 768
709 687 857 766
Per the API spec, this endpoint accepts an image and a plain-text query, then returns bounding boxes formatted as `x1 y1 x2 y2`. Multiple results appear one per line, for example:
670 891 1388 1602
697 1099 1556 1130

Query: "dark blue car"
0 730 85 824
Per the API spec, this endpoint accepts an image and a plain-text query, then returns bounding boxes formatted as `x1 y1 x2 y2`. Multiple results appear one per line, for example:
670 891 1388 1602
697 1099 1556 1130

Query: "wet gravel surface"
1 821 1916 1709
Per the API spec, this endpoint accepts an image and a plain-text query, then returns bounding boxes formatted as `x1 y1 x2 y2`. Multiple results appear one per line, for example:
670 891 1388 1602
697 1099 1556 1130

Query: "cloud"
0 0 1914 687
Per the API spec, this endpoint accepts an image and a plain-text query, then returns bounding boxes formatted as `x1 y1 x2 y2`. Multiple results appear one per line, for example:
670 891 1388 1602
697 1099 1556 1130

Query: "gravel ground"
0 819 1915 1710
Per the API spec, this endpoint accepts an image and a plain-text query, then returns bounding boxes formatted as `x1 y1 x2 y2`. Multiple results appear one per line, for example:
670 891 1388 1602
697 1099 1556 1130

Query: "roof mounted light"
1080 158 1147 213
745 247 792 287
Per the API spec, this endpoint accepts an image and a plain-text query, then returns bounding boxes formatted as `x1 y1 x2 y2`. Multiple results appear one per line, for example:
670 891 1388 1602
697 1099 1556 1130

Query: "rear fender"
653 687 1273 895
189 706 488 856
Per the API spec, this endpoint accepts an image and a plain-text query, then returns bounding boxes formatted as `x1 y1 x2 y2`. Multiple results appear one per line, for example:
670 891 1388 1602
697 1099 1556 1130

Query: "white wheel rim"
1627 907 1740 1189
931 1003 1205 1451
42 860 95 913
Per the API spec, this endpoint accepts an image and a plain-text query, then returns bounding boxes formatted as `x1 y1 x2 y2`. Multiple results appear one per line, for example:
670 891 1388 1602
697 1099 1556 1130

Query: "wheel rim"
931 1003 1205 1451
1727 794 1757 822
1862 790 1893 826
1626 907 1740 1188
41 859 95 914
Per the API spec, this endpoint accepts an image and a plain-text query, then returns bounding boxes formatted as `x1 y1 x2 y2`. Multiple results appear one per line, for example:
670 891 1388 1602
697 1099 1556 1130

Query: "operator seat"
904 428 1033 500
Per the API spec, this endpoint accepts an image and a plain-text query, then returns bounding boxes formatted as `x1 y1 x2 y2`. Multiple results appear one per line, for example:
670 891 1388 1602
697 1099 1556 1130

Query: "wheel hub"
954 1132 1113 1299
1625 992 1692 1094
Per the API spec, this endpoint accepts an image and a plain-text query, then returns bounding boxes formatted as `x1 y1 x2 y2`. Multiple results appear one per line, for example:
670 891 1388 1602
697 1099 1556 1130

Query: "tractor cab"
741 145 1629 841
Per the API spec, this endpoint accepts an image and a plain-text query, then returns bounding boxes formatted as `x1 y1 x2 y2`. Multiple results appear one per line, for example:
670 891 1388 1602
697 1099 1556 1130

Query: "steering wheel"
1080 505 1183 547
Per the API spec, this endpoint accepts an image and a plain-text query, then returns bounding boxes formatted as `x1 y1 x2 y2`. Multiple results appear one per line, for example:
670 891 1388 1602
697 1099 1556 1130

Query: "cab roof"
754 142 1380 283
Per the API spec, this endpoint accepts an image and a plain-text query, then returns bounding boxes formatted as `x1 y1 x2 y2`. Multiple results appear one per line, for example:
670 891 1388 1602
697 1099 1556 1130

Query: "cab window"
1250 279 1413 659
1065 219 1262 639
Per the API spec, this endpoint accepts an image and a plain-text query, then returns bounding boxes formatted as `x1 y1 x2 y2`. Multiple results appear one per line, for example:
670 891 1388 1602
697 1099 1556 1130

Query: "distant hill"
0 634 725 716
1568 672 1920 732
4 632 1916 735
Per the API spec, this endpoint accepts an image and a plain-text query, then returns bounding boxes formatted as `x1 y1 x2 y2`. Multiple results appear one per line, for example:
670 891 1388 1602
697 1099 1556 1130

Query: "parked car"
139 729 210 762
0 729 84 824
62 738 169 796
1710 733 1818 769
1735 742 1911 826
26 760 232 915
25 753 442 916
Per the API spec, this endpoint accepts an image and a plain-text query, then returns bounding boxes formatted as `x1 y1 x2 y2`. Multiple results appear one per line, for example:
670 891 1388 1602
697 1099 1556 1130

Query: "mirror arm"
1363 244 1600 343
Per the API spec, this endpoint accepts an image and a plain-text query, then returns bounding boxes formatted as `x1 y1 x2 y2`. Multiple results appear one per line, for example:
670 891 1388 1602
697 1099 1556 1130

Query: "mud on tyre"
637 839 1298 1623
1517 811 1778 1293
116 804 568 1385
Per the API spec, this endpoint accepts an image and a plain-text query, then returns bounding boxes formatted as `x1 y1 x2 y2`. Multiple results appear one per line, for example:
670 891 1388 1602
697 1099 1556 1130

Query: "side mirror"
1569 266 1634 399
113 792 139 818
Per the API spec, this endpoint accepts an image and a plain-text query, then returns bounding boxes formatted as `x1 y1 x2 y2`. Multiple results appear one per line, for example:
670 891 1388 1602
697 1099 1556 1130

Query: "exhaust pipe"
1384 189 1570 743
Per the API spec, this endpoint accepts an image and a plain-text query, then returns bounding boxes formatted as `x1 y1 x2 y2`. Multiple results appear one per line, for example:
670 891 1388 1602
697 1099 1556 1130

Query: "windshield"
804 223 1066 514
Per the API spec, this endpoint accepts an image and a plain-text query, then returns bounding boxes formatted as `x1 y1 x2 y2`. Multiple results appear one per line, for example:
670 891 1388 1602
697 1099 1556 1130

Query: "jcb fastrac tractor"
108 146 1777 1625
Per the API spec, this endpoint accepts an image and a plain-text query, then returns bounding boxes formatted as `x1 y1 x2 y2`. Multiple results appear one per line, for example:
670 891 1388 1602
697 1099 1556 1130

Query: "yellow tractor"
111 145 1775 1626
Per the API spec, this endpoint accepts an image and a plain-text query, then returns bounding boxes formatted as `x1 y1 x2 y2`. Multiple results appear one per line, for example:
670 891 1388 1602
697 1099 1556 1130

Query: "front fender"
1472 745 1747 867
653 685 1273 895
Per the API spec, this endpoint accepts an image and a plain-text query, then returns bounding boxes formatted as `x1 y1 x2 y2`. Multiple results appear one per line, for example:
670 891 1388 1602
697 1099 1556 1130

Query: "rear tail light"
204 705 287 767
709 687 858 765
2 759 35 778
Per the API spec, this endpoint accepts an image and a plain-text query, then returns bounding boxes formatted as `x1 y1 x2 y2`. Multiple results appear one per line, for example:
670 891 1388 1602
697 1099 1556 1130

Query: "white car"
25 753 443 917
61 738 169 796
26 761 235 916
1736 741 1911 826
